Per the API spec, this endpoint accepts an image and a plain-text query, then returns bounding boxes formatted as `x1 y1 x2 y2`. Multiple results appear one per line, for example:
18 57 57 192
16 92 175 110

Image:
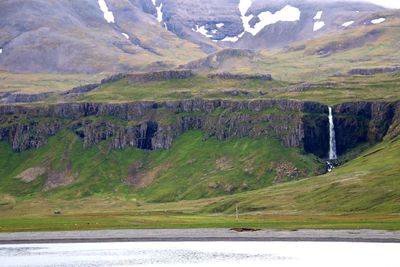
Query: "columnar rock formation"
0 100 399 158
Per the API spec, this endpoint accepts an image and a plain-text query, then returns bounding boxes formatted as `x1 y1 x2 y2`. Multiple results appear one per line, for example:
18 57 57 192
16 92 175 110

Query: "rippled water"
0 242 399 267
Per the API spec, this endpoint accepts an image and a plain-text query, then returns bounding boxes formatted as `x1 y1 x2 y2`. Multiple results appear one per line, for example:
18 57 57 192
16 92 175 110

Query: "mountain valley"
0 0 400 232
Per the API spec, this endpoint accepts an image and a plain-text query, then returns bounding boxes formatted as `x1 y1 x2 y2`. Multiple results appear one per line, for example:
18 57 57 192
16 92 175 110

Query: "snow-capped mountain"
158 0 384 49
0 0 389 73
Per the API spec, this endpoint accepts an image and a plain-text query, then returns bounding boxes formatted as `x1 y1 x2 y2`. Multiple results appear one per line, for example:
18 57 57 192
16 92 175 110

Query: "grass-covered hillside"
0 132 399 232
58 72 400 106
0 130 322 204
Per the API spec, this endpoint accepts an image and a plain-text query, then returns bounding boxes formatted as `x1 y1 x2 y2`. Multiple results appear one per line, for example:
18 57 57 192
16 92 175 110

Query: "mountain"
1 0 400 232
0 0 386 74
0 0 206 74
161 0 384 48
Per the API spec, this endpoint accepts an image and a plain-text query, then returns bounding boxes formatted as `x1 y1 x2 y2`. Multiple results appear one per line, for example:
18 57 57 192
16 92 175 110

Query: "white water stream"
328 107 337 160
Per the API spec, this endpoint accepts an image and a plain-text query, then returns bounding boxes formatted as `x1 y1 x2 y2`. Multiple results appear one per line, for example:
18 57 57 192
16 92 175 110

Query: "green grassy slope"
206 135 400 215
0 130 322 204
0 133 399 231
0 72 106 94
64 72 400 105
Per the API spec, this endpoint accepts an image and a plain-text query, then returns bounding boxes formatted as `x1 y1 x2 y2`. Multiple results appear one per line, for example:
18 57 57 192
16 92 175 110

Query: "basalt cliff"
1 99 399 159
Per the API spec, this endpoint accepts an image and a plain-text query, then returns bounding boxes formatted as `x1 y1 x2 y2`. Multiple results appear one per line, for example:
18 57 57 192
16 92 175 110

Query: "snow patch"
221 32 245 43
151 0 164 23
195 25 213 38
239 0 252 16
312 10 324 32
216 23 224 28
241 4 301 36
98 0 114 23
371 18 386 24
342 21 355 27
0 49 2 54
156 3 163 23
121 33 129 39
313 21 325 31
313 11 323 20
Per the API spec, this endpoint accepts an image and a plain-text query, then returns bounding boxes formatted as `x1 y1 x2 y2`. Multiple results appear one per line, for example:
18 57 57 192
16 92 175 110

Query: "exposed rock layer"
0 100 399 158
348 67 400 76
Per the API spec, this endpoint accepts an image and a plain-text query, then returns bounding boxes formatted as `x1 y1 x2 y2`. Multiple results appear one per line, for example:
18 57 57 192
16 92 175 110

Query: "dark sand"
1 229 400 244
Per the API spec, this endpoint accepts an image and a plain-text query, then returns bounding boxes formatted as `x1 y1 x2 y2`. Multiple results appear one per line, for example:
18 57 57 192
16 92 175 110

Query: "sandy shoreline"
1 229 400 244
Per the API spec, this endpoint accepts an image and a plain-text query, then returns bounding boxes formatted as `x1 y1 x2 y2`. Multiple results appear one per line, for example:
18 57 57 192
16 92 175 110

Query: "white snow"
195 25 213 38
155 3 163 23
313 11 323 20
98 0 114 23
121 33 129 39
221 32 245 43
371 18 386 24
342 20 355 27
239 0 252 16
164 22 168 30
0 49 2 54
211 29 218 34
312 10 324 32
313 20 325 31
242 4 301 36
150 0 164 23
216 23 224 28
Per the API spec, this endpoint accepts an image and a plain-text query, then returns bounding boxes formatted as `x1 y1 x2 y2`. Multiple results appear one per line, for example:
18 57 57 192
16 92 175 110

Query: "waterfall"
328 107 337 160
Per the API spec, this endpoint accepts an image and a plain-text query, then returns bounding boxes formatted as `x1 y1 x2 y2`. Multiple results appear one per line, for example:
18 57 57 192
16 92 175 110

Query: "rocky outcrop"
62 83 100 96
333 102 396 155
1 99 399 158
208 73 272 81
0 99 325 153
349 67 400 76
0 119 63 152
100 73 129 84
127 70 195 84
0 92 55 104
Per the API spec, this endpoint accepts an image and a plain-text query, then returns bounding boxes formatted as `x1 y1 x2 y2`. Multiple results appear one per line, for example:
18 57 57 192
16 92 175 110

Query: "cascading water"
327 107 337 172
328 107 337 160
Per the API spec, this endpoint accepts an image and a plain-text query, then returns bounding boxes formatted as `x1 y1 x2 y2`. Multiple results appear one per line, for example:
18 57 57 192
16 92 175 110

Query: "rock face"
349 67 400 76
0 92 56 104
0 99 399 158
333 102 397 155
208 73 272 81
127 70 195 83
62 83 100 96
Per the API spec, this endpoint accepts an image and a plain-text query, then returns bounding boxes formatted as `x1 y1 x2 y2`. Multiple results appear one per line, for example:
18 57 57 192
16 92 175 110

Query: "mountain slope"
162 0 383 49
0 0 387 74
184 8 400 82
0 0 206 74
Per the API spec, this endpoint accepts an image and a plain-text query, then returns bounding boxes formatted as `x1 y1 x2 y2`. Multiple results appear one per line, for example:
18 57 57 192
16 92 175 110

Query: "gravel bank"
1 229 400 244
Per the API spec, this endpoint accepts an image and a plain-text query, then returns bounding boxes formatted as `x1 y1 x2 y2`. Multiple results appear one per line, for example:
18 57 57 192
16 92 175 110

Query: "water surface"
0 242 399 267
